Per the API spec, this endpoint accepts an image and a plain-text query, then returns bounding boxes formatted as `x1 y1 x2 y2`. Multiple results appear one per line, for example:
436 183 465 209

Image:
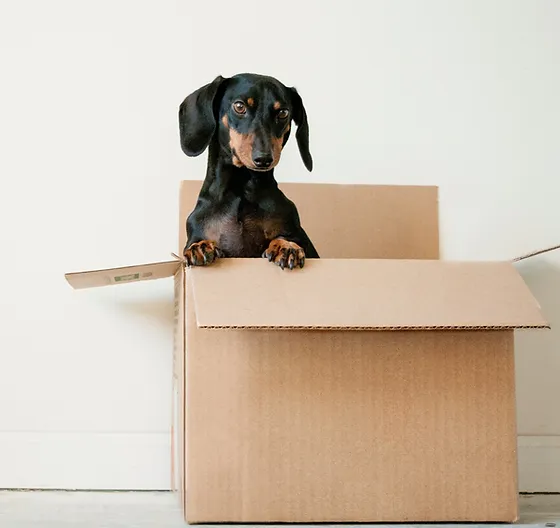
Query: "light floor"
0 491 558 527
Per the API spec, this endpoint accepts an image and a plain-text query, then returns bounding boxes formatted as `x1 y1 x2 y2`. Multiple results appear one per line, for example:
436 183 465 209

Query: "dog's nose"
253 153 273 169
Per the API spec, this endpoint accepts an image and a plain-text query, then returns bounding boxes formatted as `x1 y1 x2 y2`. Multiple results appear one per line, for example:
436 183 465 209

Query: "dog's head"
178 73 312 172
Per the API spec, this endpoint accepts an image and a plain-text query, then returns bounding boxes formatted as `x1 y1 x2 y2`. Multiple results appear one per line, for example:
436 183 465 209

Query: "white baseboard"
0 431 171 490
518 435 560 492
2 432 558 492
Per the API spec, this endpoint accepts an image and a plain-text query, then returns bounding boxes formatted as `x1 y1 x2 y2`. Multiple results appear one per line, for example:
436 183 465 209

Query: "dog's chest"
205 207 283 258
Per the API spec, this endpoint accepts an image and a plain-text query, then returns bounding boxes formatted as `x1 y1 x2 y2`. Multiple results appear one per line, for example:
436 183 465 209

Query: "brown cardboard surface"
188 258 548 330
65 260 180 289
64 181 547 523
171 267 184 492
185 278 518 523
179 180 439 259
171 267 186 504
173 180 524 523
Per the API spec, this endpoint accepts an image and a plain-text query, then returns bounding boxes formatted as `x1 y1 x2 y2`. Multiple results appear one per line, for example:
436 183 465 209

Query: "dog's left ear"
179 75 228 157
290 87 313 172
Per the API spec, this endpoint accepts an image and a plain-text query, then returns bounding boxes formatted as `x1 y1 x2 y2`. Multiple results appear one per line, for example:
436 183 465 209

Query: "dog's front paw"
262 239 305 270
184 240 223 266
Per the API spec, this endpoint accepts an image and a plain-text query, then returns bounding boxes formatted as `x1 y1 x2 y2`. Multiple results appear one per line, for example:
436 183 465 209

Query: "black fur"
179 73 319 270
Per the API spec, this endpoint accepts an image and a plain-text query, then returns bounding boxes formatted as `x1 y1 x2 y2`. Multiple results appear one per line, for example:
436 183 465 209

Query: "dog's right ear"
178 75 228 157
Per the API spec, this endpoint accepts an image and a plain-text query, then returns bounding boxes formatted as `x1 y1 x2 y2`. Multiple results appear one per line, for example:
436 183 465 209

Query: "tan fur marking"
270 127 290 166
247 97 255 107
271 136 283 163
263 238 305 269
222 114 228 127
229 129 255 167
183 240 222 266
273 101 281 110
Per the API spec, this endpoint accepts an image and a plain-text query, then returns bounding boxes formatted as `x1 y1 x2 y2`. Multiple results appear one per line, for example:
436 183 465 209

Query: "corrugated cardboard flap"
512 243 560 262
189 258 549 330
65 259 182 289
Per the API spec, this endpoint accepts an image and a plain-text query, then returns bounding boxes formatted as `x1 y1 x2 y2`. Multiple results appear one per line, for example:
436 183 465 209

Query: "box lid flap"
512 243 560 262
65 259 181 289
189 258 549 330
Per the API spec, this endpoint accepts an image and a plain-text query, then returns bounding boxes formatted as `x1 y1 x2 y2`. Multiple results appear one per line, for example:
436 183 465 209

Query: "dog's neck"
201 140 278 202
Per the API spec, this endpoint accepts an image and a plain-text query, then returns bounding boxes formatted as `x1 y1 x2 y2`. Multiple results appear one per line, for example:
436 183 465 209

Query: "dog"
178 73 319 270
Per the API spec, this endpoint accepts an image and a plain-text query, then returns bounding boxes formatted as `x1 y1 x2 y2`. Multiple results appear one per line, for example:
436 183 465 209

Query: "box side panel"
178 180 439 260
185 324 518 523
171 269 186 509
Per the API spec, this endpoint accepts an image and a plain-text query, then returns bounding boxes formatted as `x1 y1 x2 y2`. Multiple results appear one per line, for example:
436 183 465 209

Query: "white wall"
0 0 558 490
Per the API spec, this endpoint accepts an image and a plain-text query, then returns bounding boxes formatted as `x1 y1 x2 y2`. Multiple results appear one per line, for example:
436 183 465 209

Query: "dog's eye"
233 101 247 115
278 109 289 120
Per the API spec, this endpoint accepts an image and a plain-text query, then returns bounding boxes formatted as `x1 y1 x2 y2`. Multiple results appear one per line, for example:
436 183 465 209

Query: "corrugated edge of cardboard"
196 324 547 330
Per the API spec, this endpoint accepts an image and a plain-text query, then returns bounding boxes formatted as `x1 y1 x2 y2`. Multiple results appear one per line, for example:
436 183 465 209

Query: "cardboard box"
65 181 550 524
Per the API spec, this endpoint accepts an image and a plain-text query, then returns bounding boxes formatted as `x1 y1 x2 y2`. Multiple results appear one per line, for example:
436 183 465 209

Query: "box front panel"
185 295 517 523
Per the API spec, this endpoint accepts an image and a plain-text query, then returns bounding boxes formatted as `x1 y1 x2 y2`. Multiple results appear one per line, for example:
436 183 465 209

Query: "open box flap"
512 243 560 262
188 258 549 330
65 259 182 289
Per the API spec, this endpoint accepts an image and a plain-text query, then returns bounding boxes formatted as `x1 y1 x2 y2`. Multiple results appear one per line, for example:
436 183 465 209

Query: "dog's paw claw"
184 240 222 267
263 239 305 270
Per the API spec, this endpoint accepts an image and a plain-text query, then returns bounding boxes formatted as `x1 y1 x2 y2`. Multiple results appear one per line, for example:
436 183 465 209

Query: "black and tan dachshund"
179 73 319 270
